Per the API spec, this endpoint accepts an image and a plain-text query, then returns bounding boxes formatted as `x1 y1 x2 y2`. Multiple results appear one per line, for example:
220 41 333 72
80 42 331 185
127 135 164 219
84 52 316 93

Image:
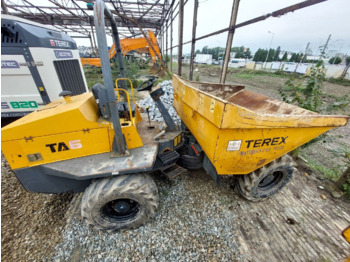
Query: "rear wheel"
81 173 158 231
237 155 297 202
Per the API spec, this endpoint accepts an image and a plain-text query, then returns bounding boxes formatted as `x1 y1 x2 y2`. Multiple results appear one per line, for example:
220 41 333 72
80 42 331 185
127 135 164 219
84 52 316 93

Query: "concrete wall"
325 64 347 78
244 61 350 80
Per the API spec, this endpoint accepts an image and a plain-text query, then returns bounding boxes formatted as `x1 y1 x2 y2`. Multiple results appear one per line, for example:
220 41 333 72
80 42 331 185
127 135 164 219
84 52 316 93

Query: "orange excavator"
81 30 161 67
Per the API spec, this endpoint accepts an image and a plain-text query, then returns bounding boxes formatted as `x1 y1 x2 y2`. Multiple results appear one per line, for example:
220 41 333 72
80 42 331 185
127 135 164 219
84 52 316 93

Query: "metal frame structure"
2 0 171 38
2 0 328 82
158 0 327 81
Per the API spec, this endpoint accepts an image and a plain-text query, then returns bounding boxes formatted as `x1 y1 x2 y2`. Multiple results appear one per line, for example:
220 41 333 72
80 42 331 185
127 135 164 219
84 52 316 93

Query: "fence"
235 61 350 80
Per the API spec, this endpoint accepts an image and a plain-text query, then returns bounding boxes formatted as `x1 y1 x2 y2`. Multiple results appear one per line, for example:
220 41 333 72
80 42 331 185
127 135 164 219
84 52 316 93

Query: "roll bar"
94 0 127 156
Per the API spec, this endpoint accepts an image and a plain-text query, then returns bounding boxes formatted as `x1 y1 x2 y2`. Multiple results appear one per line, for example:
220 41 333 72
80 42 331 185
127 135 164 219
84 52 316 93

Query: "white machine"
1 15 88 118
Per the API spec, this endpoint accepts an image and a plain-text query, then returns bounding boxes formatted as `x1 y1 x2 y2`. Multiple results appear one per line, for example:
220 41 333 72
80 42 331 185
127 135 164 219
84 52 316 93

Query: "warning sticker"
227 140 242 151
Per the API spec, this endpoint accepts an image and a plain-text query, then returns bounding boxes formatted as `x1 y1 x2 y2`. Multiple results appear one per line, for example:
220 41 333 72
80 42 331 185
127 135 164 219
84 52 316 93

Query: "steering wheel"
137 76 158 92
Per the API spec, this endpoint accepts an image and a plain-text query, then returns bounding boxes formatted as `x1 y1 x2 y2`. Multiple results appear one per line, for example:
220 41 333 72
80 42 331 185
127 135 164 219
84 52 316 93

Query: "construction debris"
137 80 181 124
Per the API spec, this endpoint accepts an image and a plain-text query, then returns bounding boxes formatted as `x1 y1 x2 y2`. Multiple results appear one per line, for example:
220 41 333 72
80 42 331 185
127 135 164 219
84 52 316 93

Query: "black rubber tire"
237 155 297 202
81 174 158 231
177 153 204 170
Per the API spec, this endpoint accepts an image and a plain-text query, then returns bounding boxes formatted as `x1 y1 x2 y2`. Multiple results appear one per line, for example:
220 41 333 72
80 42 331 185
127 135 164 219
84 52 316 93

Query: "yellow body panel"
3 128 111 169
2 93 101 140
2 92 143 170
173 74 348 175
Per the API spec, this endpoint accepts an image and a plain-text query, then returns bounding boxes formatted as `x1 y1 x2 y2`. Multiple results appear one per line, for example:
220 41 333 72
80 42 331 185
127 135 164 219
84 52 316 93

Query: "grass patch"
301 154 340 181
326 77 350 86
234 73 254 79
227 69 295 79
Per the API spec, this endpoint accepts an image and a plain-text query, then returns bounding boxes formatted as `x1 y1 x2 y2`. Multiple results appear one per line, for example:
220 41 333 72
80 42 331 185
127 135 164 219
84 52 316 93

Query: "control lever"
146 106 154 129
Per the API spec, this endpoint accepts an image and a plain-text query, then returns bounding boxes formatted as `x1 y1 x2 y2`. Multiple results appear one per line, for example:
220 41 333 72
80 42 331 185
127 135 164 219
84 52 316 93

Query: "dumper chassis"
1 0 348 231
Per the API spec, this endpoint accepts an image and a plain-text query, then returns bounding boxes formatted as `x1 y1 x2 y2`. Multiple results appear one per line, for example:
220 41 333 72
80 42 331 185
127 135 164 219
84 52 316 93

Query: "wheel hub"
101 198 140 221
112 200 132 214
258 171 284 191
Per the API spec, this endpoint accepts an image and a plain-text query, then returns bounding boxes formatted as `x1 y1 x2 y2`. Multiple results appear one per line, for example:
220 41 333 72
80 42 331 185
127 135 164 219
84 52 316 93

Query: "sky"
72 0 350 56
173 0 350 55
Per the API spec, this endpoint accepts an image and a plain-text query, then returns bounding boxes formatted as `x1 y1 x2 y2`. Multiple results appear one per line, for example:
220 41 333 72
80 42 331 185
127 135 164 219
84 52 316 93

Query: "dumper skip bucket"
172 74 348 175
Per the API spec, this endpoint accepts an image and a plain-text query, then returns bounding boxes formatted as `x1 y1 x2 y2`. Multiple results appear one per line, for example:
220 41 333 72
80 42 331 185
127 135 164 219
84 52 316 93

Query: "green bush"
279 60 325 112
328 56 342 65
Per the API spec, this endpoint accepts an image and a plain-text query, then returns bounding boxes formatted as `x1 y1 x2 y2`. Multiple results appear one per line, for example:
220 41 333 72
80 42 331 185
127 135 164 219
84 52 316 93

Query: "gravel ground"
47 171 244 261
2 158 350 261
1 156 74 261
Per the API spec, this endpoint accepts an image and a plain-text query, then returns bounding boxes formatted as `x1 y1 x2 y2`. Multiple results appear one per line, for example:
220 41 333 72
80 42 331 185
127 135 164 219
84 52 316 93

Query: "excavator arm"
81 30 161 67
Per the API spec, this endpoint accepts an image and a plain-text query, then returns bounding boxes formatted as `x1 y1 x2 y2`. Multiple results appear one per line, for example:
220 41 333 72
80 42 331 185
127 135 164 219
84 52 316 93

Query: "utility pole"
319 34 331 60
294 42 309 73
264 31 275 69
220 0 240 84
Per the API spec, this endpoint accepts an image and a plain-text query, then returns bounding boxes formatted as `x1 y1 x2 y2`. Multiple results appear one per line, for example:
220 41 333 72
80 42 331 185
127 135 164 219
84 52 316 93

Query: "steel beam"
220 0 240 84
189 0 198 80
170 5 173 72
177 0 184 76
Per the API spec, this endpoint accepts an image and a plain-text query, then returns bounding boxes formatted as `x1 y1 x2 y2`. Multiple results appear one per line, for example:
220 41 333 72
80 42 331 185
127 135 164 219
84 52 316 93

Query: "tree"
289 53 297 62
274 46 281 61
202 46 209 54
195 49 201 55
281 52 288 61
302 55 307 63
295 53 304 63
234 46 244 58
232 46 252 59
329 56 342 64
267 48 275 62
244 48 252 59
253 49 267 62
253 49 260 61
231 46 241 52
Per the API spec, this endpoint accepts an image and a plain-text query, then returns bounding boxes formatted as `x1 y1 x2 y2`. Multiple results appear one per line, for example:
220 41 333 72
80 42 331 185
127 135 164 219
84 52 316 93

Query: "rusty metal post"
177 0 184 76
166 19 168 68
189 0 199 80
220 0 240 84
1 0 9 14
170 6 173 72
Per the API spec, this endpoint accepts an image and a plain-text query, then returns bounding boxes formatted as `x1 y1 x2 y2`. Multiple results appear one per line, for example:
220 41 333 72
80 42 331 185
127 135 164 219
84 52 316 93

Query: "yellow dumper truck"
1 0 348 231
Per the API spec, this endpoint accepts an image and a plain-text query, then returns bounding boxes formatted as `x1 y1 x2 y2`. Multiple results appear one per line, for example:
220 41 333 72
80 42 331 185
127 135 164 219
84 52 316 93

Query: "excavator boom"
81 30 161 67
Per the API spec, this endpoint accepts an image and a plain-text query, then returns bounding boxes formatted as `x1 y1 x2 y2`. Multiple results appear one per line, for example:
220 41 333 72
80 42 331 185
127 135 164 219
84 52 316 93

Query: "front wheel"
236 155 297 202
81 174 159 231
